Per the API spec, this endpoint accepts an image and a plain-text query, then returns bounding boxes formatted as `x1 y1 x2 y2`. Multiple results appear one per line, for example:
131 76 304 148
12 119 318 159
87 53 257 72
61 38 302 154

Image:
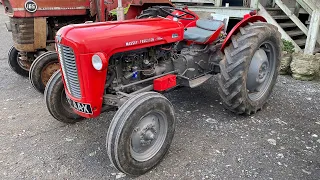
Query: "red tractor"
2 0 172 93
45 6 281 176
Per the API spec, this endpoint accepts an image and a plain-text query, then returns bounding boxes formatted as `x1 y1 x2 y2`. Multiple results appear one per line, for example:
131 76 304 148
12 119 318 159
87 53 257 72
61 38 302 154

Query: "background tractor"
1 0 172 93
45 6 281 176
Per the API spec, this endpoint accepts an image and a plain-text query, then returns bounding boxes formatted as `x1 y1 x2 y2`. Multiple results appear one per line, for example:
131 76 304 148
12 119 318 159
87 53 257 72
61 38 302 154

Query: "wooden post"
272 0 276 8
304 9 320 54
250 0 258 9
294 2 301 16
296 0 313 14
275 0 308 34
258 3 302 51
215 0 222 7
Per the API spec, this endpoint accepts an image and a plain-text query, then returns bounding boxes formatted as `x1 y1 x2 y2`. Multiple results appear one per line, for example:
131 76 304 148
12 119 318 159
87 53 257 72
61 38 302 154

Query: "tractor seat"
184 19 223 43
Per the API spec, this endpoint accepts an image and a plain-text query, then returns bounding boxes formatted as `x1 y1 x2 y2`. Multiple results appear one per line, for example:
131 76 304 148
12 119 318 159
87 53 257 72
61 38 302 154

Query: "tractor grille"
57 45 82 99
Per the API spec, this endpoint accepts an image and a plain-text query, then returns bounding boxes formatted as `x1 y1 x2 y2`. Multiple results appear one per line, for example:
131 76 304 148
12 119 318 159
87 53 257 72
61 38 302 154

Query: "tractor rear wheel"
8 46 30 77
30 51 60 93
137 6 171 19
45 71 84 123
218 22 281 115
107 92 175 175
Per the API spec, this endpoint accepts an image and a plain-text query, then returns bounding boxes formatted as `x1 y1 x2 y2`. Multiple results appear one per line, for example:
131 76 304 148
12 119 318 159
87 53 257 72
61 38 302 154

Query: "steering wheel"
159 7 196 20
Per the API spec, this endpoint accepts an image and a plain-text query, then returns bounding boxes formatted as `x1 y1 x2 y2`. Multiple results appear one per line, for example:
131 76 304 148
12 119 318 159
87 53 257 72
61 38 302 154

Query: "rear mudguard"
221 15 267 52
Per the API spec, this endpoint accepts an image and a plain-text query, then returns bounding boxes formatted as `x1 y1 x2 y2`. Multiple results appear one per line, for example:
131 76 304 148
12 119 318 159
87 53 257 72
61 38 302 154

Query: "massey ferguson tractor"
2 0 172 93
44 6 281 176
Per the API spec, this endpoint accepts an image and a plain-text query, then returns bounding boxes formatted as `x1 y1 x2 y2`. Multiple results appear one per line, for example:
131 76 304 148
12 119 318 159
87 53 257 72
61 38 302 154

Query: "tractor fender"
221 15 267 52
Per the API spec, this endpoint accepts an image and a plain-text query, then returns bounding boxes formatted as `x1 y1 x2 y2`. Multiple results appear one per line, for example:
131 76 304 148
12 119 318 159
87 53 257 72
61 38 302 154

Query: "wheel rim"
17 53 32 71
60 89 74 114
130 110 168 162
246 41 276 101
41 62 60 86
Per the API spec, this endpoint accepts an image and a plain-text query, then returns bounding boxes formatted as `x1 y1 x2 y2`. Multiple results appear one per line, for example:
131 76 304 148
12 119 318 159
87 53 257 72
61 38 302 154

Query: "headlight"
92 54 103 70
91 53 108 71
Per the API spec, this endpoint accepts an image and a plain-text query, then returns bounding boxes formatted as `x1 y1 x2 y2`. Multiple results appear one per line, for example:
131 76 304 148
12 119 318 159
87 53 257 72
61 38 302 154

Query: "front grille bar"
57 45 82 99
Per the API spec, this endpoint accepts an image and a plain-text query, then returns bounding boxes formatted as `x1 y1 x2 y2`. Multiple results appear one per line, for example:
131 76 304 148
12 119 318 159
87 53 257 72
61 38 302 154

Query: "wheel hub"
132 118 158 150
130 111 167 162
41 62 60 85
140 125 157 146
257 61 269 83
246 41 276 101
247 49 269 92
17 52 32 71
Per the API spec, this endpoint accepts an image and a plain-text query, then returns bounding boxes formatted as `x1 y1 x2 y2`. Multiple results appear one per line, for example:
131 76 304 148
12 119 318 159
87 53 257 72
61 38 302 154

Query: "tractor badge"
25 0 37 13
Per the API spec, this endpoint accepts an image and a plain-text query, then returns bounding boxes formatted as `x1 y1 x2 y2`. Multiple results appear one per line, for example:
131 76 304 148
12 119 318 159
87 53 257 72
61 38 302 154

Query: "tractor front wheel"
218 22 281 115
8 46 31 77
44 71 84 123
107 92 175 175
30 51 60 93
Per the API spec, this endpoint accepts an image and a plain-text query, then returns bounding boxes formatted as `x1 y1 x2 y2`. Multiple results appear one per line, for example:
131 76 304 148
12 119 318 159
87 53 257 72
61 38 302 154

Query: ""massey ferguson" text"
126 38 155 46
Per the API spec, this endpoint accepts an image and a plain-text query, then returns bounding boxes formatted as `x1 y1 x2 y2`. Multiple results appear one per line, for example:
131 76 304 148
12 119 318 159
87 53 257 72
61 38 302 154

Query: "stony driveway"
0 6 319 180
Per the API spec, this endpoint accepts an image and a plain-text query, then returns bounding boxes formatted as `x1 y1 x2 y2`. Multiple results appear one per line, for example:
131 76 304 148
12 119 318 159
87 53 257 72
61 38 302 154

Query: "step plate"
189 74 213 88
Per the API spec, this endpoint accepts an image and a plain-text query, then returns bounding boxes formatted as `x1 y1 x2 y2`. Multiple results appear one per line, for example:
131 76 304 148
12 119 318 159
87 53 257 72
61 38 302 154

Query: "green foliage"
282 39 295 53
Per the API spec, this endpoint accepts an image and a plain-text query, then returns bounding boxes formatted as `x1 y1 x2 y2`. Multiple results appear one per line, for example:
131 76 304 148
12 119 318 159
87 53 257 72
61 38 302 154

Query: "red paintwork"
57 18 185 118
2 0 172 18
221 15 267 52
166 8 199 27
185 21 196 28
203 25 224 44
2 0 90 17
13 10 88 17
57 9 225 118
153 74 177 91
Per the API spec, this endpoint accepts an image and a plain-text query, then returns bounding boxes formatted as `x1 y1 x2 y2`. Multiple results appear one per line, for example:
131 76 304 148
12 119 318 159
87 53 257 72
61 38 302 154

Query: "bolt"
140 139 146 145
134 127 140 132
145 131 155 140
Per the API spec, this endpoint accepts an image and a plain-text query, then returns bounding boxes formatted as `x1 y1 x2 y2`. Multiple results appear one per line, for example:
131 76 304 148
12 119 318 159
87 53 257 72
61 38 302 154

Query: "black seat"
184 19 223 43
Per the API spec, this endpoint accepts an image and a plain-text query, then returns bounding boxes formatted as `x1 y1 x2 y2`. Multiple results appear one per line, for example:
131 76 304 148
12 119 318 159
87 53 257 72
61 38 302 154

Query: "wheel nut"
134 127 140 132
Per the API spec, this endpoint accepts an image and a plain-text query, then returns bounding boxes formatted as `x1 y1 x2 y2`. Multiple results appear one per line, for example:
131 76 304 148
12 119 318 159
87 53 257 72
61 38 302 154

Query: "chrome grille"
57 44 82 99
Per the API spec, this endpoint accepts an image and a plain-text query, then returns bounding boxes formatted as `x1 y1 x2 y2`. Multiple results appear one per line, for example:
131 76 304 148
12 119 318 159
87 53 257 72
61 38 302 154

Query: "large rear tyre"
44 71 84 123
8 46 30 77
29 51 60 93
107 92 175 176
137 6 172 19
218 22 281 115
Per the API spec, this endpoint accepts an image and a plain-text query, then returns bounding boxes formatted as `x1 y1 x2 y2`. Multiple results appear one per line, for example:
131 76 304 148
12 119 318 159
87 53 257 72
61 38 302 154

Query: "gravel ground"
0 7 320 180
